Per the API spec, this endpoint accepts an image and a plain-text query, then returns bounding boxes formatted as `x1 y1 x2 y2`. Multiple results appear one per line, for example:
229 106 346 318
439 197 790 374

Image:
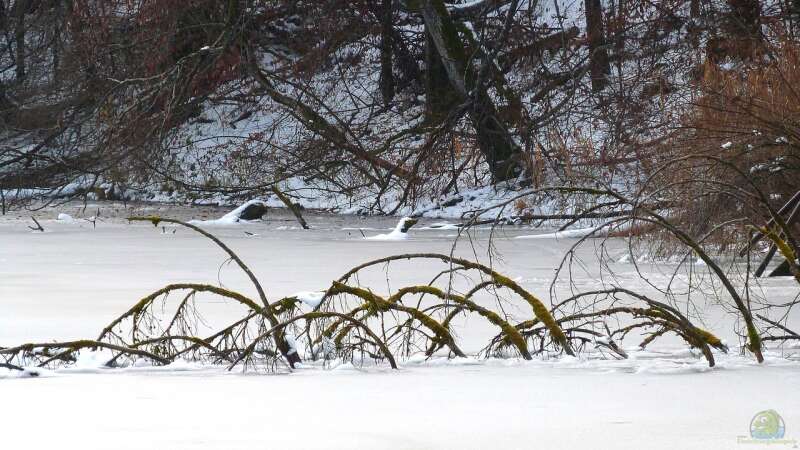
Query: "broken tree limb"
126 216 301 367
329 281 467 358
271 186 309 229
740 190 800 257
333 252 575 356
28 216 44 232
0 340 171 367
97 283 265 340
755 244 779 277
759 226 800 282
389 284 532 359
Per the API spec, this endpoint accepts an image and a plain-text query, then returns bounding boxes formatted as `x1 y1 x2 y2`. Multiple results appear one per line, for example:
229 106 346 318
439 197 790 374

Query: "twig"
28 216 44 232
757 314 800 338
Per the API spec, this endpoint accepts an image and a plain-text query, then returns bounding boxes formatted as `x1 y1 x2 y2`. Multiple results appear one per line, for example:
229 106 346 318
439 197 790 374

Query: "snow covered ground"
3 355 798 450
1 202 799 449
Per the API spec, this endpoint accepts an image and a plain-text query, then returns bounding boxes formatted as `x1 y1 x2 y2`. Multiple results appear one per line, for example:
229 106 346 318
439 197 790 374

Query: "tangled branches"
0 216 736 374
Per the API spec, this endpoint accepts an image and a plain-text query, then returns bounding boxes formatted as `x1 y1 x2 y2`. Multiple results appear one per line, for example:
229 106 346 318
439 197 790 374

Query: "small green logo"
751 410 786 440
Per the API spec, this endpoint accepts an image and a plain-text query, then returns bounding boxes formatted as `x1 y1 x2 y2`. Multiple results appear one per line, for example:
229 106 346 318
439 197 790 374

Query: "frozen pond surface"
1 202 799 449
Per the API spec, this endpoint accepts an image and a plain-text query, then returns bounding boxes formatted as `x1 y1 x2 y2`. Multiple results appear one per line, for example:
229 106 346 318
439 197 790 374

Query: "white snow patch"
365 217 416 240
332 361 357 371
166 358 204 371
292 291 326 308
73 348 115 370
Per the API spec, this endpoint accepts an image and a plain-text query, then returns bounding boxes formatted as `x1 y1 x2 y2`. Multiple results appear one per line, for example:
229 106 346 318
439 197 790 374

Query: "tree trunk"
419 0 522 181
378 0 395 106
424 31 459 123
52 1 64 86
391 27 422 89
584 0 609 92
689 0 701 48
793 0 800 34
14 0 27 83
726 0 761 59
0 1 7 123
0 1 6 31
609 0 626 57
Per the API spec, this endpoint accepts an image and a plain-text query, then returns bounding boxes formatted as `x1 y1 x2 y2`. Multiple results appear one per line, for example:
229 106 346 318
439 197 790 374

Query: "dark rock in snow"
238 202 269 220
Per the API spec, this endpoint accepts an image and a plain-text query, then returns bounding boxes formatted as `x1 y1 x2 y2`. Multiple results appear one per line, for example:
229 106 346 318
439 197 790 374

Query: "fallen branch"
28 216 44 232
271 186 309 229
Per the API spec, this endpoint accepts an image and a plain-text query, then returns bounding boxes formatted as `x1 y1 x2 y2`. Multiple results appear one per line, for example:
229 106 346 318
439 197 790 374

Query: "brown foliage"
661 37 800 247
